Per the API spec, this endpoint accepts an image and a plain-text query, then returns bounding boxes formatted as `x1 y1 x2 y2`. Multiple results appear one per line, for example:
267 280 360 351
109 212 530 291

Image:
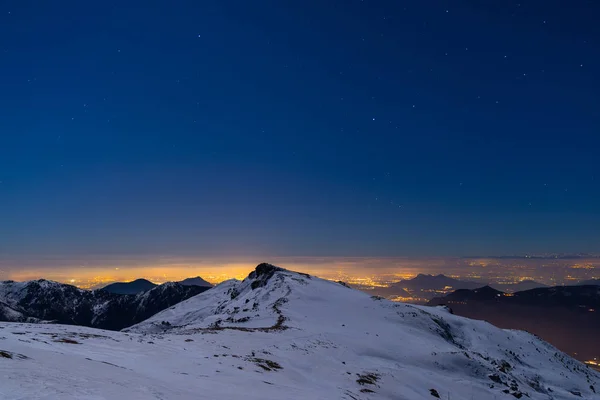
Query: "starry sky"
1 0 599 261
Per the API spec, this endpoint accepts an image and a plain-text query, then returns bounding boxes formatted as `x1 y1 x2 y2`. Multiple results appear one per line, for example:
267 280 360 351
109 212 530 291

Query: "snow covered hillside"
1 264 598 399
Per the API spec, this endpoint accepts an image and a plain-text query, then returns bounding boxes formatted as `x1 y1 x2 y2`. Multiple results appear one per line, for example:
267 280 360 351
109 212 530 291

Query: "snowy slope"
1 264 598 400
0 301 35 322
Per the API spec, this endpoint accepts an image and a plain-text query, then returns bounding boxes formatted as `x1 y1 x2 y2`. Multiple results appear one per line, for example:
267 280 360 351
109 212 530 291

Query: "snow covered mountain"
0 301 38 323
1 264 598 399
0 279 210 330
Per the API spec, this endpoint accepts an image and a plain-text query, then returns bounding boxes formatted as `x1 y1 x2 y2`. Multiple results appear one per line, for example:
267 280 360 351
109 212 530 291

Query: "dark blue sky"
1 1 599 258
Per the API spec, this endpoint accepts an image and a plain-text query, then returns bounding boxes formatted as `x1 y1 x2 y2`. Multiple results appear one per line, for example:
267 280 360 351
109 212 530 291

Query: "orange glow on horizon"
1 256 598 290
1 257 427 289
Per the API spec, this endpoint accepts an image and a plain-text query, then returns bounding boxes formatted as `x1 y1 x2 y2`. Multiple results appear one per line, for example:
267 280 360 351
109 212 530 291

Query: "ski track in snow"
1 265 599 399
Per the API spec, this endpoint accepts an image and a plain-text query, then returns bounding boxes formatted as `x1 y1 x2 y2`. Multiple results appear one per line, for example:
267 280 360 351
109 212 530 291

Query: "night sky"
1 1 599 259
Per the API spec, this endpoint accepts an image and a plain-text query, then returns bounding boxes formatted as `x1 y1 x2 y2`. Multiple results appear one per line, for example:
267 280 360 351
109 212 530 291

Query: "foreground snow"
1 264 598 399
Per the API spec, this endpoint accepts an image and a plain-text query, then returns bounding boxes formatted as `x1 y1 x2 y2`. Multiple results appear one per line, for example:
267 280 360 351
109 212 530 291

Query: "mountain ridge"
178 276 213 288
0 279 211 330
101 276 214 294
102 278 158 294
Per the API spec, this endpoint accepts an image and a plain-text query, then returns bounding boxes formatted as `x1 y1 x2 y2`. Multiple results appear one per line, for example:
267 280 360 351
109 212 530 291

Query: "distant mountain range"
102 276 213 295
358 273 596 304
430 284 600 308
491 279 548 292
357 273 549 303
391 274 482 292
386 274 547 302
428 284 600 365
0 279 211 330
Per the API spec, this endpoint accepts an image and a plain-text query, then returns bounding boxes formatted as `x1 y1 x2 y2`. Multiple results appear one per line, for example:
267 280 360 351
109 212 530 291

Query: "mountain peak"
251 262 285 277
248 263 287 290
178 276 213 288
102 279 158 295
130 278 154 284
473 285 503 295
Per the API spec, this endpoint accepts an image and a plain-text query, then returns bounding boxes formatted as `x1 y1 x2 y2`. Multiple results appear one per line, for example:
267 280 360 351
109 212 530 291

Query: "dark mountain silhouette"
575 278 600 286
102 279 158 294
434 285 505 303
0 279 212 330
391 274 482 291
490 279 547 292
179 276 213 287
389 274 546 301
430 284 600 309
102 276 213 294
386 274 484 302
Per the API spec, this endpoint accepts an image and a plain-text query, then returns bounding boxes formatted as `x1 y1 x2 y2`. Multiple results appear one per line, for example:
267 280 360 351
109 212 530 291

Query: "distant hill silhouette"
388 274 547 300
386 274 484 302
179 276 213 287
430 284 600 309
490 279 547 292
102 279 157 295
575 278 600 286
102 276 213 295
391 273 482 291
